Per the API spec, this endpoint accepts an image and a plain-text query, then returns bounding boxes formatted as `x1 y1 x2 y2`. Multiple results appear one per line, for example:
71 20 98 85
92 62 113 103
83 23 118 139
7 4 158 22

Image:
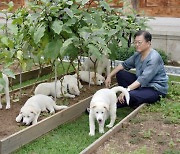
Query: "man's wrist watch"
126 87 131 92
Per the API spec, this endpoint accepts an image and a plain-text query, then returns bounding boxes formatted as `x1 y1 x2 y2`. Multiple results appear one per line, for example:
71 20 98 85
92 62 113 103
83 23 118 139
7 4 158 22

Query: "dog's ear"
104 105 109 111
30 108 39 115
90 105 96 109
30 110 37 115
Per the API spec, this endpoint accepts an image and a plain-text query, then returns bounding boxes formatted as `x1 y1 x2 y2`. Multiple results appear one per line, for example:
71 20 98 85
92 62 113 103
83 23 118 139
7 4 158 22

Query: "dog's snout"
98 119 102 123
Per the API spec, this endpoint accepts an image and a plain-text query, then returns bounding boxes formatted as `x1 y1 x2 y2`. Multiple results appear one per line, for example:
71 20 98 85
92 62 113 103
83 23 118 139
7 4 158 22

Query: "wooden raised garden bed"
0 67 146 154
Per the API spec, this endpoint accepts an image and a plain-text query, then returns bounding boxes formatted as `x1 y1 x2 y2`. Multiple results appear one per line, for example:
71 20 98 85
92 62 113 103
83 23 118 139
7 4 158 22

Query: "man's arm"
127 80 141 91
105 64 124 87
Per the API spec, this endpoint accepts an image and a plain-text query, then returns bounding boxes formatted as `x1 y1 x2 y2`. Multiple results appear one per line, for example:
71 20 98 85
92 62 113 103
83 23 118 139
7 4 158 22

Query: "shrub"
112 47 168 64
116 46 135 61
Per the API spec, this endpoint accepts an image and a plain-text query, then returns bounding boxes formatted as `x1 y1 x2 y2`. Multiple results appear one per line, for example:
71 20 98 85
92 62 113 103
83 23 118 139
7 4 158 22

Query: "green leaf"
2 69 15 79
1 37 8 46
80 31 90 40
21 61 27 71
87 44 101 58
108 29 118 37
100 1 111 12
60 38 74 56
82 0 89 5
51 20 63 35
0 78 6 91
8 24 18 35
93 13 102 28
44 39 62 60
66 1 73 5
76 0 82 2
66 18 76 26
63 44 79 59
64 8 73 18
34 25 46 44
17 50 23 61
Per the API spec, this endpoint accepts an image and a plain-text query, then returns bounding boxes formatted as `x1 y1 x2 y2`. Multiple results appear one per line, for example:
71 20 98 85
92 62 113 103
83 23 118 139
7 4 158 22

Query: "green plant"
0 0 149 73
143 129 152 139
131 146 152 154
110 46 135 61
163 149 180 154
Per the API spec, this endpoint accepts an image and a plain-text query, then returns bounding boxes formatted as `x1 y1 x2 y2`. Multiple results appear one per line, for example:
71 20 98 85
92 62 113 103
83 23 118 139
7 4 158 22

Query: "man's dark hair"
134 30 152 42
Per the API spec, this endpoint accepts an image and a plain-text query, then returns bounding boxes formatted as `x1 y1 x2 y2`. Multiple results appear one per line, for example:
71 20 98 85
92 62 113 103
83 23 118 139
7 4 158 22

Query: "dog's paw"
16 117 21 123
70 95 75 98
6 104 10 109
0 105 2 109
50 110 55 114
99 129 104 134
106 124 113 128
89 132 95 136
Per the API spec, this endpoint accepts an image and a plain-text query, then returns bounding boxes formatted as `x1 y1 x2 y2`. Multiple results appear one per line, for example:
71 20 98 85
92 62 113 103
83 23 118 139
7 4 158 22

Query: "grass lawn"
13 108 133 154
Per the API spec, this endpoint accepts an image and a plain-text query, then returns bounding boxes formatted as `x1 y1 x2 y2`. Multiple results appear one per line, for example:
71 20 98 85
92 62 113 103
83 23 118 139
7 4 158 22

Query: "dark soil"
94 112 180 154
0 80 116 140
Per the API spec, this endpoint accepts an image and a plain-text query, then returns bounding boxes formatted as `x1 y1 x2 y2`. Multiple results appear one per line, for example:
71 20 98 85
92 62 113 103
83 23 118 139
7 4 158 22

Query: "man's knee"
116 70 126 79
129 91 144 107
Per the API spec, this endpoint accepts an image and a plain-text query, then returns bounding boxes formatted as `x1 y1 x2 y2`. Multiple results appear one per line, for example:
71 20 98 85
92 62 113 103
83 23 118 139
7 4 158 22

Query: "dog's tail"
111 86 130 105
54 105 68 111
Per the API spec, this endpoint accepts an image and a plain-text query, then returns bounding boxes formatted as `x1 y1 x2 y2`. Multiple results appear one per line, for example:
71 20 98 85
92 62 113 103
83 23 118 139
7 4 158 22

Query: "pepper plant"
0 0 149 90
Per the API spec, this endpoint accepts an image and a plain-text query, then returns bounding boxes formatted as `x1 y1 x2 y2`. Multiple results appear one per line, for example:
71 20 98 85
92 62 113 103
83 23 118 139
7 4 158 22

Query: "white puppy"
74 71 105 86
80 55 110 76
35 75 82 98
89 86 130 136
0 73 10 109
16 94 68 125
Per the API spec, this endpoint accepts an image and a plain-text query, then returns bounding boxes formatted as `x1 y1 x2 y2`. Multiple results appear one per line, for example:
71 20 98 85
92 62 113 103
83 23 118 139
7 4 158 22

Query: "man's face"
134 35 151 53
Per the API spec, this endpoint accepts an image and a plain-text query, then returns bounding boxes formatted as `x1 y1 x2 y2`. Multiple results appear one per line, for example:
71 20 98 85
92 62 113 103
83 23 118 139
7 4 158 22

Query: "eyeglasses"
133 41 144 46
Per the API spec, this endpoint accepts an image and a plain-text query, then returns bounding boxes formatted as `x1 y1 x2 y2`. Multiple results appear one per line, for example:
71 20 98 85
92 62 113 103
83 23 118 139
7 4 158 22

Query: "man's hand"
118 93 125 104
105 76 111 88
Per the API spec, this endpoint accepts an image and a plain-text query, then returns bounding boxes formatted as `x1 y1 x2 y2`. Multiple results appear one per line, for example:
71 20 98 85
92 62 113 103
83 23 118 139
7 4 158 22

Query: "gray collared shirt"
122 49 169 94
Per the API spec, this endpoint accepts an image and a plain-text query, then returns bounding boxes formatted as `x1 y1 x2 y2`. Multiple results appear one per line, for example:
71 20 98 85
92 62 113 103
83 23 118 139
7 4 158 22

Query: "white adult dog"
74 71 105 86
89 86 130 136
0 73 10 109
16 94 68 125
35 75 82 98
80 55 110 76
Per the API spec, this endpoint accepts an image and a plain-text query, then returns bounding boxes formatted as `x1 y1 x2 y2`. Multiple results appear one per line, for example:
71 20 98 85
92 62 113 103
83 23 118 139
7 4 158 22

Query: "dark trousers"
116 70 165 108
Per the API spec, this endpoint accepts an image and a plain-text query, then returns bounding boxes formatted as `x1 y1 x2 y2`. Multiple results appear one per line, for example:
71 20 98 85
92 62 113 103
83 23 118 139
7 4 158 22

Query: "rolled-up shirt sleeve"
137 57 159 86
122 53 137 70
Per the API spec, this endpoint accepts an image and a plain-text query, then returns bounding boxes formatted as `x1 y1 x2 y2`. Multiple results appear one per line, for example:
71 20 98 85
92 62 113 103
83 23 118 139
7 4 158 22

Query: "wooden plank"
9 66 52 85
0 96 92 154
80 104 146 154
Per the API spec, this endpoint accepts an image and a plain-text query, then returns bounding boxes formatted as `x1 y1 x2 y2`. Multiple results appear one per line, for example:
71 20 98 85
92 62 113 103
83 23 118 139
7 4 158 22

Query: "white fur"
89 86 129 136
80 55 110 76
35 75 82 98
0 73 10 109
74 71 105 86
16 94 68 125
